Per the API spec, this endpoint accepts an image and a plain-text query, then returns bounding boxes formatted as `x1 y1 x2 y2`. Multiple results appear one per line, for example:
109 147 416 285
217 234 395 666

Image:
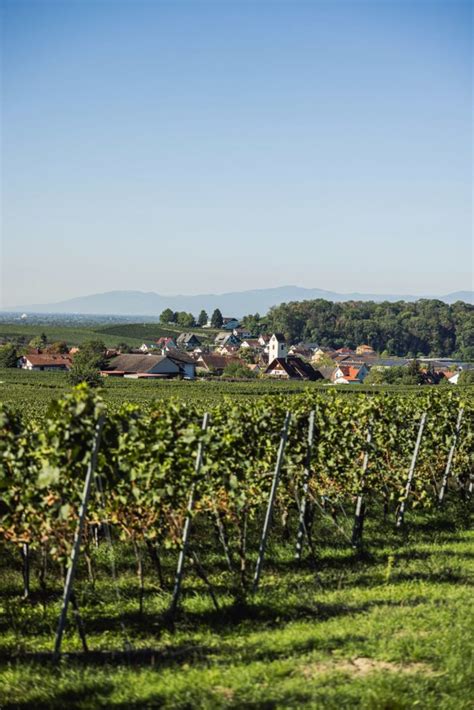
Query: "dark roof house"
102 354 181 378
265 356 321 381
177 333 201 349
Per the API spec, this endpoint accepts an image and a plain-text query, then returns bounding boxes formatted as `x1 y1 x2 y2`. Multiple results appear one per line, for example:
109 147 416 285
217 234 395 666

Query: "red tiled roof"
335 365 364 381
23 354 73 367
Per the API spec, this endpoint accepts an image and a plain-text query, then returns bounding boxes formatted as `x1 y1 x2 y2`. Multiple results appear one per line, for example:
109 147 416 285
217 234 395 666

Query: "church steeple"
269 333 287 362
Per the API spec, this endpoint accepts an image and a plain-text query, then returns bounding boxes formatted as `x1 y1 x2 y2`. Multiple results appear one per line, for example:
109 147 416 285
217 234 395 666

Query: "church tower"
269 333 287 362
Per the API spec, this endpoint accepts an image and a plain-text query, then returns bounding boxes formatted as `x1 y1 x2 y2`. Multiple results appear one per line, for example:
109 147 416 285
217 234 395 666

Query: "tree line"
242 299 473 359
159 308 224 329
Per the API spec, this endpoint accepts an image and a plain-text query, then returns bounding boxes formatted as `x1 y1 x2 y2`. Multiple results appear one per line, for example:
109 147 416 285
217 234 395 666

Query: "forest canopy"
243 299 473 358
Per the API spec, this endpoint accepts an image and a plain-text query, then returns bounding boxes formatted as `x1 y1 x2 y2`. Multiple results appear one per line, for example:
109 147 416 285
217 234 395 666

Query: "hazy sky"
1 0 472 307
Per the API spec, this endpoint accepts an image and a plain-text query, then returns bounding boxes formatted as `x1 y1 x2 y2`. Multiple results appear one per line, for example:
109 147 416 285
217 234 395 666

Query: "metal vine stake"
169 412 209 618
351 427 372 548
253 410 291 592
294 410 315 561
53 415 105 660
396 412 427 529
438 408 463 506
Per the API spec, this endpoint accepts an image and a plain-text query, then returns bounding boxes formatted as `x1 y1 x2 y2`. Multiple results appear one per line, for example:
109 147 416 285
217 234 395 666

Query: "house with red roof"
18 353 73 371
332 363 369 384
156 337 177 351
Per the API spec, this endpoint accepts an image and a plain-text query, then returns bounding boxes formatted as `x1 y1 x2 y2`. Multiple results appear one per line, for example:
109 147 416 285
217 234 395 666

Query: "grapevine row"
1 385 472 573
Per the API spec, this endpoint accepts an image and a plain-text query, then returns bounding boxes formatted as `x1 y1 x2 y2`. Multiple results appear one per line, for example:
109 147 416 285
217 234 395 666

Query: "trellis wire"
308 493 352 543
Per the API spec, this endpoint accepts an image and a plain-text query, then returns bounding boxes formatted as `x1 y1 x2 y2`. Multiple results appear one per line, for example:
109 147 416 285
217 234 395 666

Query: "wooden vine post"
351 428 372 548
396 412 427 529
253 411 291 592
169 412 209 618
53 415 105 659
438 408 463 506
294 410 316 561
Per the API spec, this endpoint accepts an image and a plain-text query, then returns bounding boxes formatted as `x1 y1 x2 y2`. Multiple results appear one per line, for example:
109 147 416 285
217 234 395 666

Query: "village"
14 314 469 385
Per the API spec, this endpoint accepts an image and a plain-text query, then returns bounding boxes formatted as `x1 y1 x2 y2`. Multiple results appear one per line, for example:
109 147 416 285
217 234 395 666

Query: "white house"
165 349 197 379
139 343 158 353
18 353 73 371
333 363 369 384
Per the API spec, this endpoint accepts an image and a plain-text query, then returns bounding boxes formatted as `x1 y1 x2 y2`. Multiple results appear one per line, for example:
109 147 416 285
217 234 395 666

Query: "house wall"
181 363 196 379
267 365 289 378
148 359 180 375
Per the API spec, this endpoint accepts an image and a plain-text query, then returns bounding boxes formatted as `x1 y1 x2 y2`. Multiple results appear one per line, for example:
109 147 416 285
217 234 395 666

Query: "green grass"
0 323 145 348
0 503 472 708
0 322 220 349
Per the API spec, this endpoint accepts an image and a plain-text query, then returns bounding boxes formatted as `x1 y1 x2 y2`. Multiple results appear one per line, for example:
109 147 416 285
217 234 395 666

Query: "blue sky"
1 0 472 307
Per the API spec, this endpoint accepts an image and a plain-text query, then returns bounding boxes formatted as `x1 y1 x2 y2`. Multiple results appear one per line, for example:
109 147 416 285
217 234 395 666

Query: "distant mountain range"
4 286 473 317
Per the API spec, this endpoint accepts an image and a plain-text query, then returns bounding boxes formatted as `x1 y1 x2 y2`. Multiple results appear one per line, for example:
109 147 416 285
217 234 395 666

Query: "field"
0 368 326 418
3 368 473 422
1 384 473 707
0 321 220 349
1 360 473 709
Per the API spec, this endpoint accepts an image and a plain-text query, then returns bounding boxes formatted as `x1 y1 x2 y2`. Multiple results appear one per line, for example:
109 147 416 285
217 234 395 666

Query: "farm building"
102 353 195 379
18 354 73 371
165 349 197 379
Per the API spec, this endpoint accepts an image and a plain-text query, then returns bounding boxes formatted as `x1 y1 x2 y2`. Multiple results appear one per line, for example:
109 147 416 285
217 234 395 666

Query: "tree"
313 353 335 368
0 343 18 368
211 308 223 329
160 308 174 324
47 341 69 354
29 333 47 349
68 340 107 386
68 359 102 388
239 347 257 363
241 313 262 335
117 342 132 353
198 310 208 327
458 369 474 385
364 364 423 386
223 361 256 378
79 340 107 367
176 312 195 328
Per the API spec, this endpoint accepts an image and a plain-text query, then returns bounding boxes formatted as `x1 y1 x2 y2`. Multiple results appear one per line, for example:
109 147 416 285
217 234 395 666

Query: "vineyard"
1 385 473 707
2 366 472 421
